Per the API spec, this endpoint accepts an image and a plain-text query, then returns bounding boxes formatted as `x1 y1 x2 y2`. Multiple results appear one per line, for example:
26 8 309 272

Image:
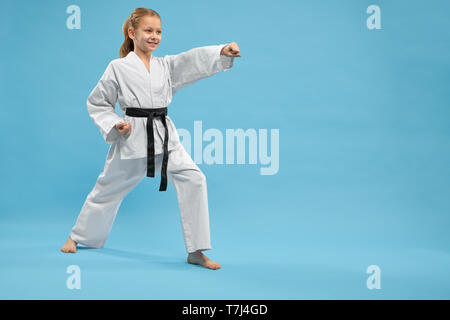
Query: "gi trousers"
70 142 212 253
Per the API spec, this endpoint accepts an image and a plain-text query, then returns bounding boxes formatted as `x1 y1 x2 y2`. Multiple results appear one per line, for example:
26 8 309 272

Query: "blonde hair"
119 8 161 58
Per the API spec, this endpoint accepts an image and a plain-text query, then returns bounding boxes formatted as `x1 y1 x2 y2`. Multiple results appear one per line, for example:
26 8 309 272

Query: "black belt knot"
125 107 169 191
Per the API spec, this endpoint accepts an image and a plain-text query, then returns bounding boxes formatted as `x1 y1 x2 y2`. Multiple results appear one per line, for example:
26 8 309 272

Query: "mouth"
148 42 158 46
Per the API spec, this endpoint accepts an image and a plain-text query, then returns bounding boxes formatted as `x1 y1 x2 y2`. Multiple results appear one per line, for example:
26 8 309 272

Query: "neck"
134 48 152 61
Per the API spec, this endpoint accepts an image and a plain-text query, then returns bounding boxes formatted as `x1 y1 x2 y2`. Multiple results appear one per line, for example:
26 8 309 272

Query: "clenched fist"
115 122 131 137
220 42 242 57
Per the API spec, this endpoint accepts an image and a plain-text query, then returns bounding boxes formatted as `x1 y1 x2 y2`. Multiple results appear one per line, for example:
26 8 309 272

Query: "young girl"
60 8 241 270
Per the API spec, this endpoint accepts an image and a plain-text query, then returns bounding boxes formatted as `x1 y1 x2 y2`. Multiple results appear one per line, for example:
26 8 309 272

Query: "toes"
207 262 220 270
61 245 77 253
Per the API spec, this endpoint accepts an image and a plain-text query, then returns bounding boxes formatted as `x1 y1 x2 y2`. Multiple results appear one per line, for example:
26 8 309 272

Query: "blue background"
1 0 449 299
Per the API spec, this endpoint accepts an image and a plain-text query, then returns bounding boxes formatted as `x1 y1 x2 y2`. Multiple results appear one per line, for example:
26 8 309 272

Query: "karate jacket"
86 44 234 159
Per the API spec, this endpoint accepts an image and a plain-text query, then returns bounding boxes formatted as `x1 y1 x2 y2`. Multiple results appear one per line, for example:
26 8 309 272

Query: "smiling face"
128 15 162 54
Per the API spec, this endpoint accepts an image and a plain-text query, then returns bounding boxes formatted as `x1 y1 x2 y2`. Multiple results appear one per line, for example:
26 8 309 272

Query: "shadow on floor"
78 246 193 270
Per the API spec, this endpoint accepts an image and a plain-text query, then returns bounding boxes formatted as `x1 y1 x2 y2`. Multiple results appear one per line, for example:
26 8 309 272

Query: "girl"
60 8 241 270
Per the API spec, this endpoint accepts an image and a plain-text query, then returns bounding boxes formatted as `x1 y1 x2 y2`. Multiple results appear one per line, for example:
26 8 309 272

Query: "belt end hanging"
159 177 168 191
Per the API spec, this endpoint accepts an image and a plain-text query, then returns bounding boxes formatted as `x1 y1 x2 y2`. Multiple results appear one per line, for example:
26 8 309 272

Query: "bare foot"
187 250 221 270
61 236 77 253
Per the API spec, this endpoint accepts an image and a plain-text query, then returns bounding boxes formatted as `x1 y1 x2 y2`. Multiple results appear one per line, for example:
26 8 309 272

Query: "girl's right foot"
61 236 77 253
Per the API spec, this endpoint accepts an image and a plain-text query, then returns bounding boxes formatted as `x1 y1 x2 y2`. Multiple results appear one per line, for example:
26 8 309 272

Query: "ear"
128 27 135 40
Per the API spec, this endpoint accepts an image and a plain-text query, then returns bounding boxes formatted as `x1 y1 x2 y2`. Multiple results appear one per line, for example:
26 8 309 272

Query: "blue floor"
1 200 450 299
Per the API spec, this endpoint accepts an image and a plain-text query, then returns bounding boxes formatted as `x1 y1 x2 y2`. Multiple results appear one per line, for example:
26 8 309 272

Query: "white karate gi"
70 44 234 253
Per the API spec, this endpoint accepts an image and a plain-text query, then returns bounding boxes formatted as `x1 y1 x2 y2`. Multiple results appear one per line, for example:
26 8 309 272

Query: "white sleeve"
86 62 124 144
163 43 234 95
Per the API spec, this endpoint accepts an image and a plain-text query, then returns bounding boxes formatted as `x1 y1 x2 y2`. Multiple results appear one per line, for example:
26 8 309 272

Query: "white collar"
127 51 155 74
128 50 155 62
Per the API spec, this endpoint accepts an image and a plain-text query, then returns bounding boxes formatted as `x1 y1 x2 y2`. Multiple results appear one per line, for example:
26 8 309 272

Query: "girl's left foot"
187 251 221 270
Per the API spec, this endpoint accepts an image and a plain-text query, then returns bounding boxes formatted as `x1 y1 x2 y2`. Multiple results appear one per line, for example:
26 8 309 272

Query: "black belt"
125 107 169 191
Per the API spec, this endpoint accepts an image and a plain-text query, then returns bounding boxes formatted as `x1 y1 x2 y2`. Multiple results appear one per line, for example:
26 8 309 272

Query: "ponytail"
119 17 134 58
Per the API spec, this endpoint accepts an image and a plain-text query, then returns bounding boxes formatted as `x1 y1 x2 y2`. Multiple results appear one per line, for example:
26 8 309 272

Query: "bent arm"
86 62 124 144
163 43 234 95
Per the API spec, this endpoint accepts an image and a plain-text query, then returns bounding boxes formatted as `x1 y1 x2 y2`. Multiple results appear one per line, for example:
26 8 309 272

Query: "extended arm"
86 62 124 144
163 43 234 95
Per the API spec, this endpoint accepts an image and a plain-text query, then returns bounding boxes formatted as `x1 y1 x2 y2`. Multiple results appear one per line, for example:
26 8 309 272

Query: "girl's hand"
115 122 131 137
220 42 241 57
